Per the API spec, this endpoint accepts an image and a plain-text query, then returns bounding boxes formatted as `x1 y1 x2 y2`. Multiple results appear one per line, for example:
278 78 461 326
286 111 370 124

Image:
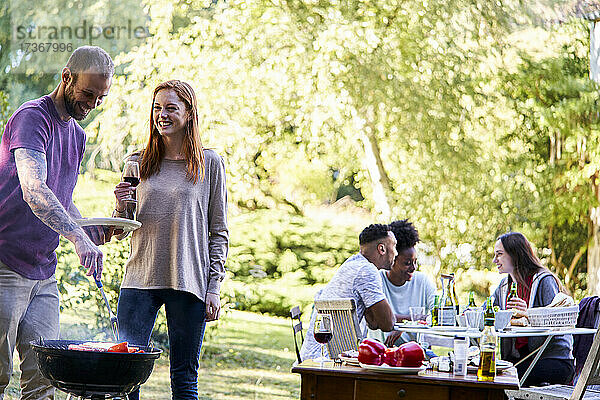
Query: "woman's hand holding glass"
114 182 134 211
115 160 140 220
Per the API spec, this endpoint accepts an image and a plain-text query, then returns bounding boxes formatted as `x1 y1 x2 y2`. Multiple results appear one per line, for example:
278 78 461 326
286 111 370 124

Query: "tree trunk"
359 130 391 220
588 206 600 295
588 176 600 295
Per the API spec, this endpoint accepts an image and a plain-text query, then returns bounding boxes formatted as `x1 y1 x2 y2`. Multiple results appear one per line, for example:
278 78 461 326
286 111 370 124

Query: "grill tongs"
93 271 119 341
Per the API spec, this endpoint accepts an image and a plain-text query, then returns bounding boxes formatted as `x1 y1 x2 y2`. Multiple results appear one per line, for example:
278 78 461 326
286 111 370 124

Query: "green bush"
227 209 357 283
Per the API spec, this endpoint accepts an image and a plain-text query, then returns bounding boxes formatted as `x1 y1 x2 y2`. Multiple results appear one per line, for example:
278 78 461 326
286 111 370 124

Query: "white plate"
339 355 360 366
359 362 426 374
504 327 549 334
75 217 141 233
467 359 513 373
429 326 468 332
395 322 430 330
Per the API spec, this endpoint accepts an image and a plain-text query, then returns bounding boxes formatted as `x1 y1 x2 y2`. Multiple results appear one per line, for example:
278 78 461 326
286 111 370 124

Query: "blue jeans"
117 288 207 400
516 356 574 387
0 260 59 400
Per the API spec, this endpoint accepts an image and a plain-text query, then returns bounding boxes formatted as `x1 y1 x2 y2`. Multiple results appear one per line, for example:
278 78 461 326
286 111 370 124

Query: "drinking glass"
313 313 333 364
121 161 140 220
494 310 513 332
409 307 426 323
465 310 483 332
122 161 140 198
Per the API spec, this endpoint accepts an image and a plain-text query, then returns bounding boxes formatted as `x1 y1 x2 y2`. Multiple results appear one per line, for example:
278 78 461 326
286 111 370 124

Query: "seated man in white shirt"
368 219 437 346
300 224 397 361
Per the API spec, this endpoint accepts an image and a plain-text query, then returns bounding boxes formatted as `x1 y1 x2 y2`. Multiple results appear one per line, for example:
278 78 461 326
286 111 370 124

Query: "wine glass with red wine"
122 161 140 190
313 313 333 363
121 161 140 219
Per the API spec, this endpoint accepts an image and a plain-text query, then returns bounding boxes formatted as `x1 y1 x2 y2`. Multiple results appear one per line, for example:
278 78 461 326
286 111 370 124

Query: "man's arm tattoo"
14 148 81 239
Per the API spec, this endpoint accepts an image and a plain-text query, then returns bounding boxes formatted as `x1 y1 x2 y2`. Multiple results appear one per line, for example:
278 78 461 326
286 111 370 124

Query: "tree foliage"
498 23 600 296
0 91 10 135
2 0 599 305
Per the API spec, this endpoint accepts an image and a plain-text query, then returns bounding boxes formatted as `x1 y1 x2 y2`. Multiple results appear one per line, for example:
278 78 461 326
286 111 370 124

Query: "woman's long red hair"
140 80 204 183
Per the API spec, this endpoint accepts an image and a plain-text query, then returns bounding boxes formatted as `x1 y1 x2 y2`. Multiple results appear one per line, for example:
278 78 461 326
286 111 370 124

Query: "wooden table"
292 360 520 400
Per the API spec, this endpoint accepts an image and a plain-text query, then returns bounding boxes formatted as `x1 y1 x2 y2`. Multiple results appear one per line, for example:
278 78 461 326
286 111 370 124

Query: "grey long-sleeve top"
493 271 573 361
119 149 228 300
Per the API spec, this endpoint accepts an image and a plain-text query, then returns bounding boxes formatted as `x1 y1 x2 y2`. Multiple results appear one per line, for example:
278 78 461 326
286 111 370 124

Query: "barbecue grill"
32 339 162 399
31 259 159 399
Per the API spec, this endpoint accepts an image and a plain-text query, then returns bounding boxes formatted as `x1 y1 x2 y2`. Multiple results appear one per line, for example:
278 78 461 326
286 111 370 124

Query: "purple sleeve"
8 107 52 154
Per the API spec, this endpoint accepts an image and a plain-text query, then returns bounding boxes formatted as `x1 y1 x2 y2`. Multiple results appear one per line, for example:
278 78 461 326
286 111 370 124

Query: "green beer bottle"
431 295 440 326
484 297 495 321
467 291 477 309
508 281 518 302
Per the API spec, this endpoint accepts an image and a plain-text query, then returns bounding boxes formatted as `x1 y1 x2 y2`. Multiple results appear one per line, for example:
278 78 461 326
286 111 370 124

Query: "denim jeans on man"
0 260 59 400
117 288 207 400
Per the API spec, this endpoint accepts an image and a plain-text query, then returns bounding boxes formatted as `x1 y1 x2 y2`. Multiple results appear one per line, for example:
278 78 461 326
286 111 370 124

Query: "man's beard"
64 81 85 121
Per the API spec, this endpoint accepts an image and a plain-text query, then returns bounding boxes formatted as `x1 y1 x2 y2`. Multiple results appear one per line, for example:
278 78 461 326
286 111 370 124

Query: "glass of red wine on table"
122 160 140 221
313 313 333 364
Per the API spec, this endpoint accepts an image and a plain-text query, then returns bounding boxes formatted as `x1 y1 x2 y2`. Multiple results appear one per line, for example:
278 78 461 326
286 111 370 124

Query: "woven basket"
527 305 579 327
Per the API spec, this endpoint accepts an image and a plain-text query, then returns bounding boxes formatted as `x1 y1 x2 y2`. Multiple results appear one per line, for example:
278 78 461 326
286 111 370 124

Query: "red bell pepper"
357 338 386 365
397 341 425 367
382 347 402 367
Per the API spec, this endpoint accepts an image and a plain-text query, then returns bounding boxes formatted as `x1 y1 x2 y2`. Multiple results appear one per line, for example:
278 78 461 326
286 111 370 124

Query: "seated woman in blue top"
492 231 574 387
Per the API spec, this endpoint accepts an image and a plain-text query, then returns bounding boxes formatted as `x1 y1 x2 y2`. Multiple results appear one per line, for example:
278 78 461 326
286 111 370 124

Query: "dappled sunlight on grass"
140 310 300 399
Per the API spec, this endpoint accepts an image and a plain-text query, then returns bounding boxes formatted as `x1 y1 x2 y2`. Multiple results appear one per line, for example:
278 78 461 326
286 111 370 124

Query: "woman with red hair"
113 80 228 400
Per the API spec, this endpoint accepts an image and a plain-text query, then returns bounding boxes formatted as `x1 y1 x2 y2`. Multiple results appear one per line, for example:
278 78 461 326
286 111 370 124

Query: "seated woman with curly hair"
368 219 436 347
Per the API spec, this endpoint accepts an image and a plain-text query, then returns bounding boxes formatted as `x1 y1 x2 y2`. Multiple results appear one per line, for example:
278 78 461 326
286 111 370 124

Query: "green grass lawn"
4 310 301 400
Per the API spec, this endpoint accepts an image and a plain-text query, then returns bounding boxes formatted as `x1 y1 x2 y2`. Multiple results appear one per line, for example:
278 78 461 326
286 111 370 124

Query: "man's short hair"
389 219 420 252
65 46 114 78
359 224 391 245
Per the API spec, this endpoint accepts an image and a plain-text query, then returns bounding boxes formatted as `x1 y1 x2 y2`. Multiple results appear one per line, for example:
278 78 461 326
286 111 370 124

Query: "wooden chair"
314 298 362 359
290 305 304 364
505 327 600 400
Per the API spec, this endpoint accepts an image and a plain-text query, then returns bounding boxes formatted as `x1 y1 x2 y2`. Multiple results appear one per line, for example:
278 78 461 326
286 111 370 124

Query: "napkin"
548 292 575 307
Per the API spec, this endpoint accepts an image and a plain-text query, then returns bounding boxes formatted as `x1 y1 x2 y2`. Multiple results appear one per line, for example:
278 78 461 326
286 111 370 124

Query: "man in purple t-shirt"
0 46 113 400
